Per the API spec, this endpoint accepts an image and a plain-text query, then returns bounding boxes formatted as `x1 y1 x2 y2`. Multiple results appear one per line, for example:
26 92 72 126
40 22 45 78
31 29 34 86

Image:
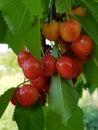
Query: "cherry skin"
42 55 57 77
42 21 60 41
31 76 50 90
22 57 43 80
59 19 81 42
71 6 86 16
72 58 83 77
11 88 19 105
71 35 93 57
75 54 90 63
18 50 32 67
39 90 46 106
17 84 39 108
43 85 50 95
56 56 75 79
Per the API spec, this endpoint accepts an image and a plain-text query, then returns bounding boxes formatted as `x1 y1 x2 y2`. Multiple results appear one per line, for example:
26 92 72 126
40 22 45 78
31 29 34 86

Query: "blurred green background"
0 44 98 130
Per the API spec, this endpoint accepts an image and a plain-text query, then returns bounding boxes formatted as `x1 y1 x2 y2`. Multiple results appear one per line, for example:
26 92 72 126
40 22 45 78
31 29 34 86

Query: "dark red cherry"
11 88 19 105
31 76 50 90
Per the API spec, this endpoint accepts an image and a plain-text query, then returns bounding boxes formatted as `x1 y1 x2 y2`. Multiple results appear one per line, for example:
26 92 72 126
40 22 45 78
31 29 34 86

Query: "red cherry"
75 53 90 63
43 85 50 94
59 19 81 42
73 58 83 77
17 84 39 108
42 21 60 41
71 35 93 57
42 55 56 77
11 88 19 105
39 90 46 106
22 57 43 80
56 56 75 79
31 76 50 90
18 51 32 67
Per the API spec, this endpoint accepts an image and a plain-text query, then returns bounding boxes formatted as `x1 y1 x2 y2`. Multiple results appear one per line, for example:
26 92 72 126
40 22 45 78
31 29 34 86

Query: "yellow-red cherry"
42 21 60 41
59 19 81 42
71 6 86 17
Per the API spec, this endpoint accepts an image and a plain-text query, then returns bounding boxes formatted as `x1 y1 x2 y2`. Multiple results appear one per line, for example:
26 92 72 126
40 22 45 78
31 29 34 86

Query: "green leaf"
0 11 7 41
2 28 25 54
51 44 59 59
22 0 42 20
55 0 73 14
73 0 98 45
0 0 33 54
0 88 15 118
49 74 78 124
75 15 98 45
67 106 84 130
46 110 66 130
0 0 31 35
46 106 84 130
0 0 41 59
80 0 98 22
41 0 50 23
20 0 42 59
24 21 41 60
83 44 98 84
13 102 44 130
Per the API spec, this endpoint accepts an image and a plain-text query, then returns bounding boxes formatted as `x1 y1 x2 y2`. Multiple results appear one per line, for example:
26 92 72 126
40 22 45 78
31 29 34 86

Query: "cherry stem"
17 80 29 88
81 73 87 84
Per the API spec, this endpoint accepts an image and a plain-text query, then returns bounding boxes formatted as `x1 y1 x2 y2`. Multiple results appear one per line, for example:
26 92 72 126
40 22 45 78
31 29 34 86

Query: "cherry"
11 88 19 105
31 76 50 90
22 57 43 80
39 90 46 106
42 55 56 77
59 19 81 42
71 35 93 57
75 54 90 63
43 85 50 94
18 50 32 67
42 21 60 41
56 56 75 79
17 84 39 108
73 58 83 77
71 6 86 16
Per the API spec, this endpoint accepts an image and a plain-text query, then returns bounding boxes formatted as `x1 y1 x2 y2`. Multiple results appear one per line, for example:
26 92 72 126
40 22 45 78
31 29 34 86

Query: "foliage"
83 105 98 130
0 0 98 130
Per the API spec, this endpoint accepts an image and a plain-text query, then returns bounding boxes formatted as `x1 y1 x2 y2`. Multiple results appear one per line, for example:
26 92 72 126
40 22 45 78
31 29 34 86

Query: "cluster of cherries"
11 6 93 108
42 6 93 80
